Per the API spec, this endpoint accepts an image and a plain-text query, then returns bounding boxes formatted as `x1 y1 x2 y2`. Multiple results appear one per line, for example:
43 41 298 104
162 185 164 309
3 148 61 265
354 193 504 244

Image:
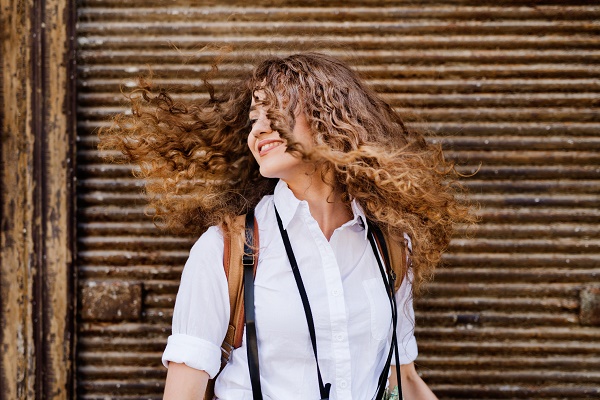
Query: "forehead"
249 89 267 114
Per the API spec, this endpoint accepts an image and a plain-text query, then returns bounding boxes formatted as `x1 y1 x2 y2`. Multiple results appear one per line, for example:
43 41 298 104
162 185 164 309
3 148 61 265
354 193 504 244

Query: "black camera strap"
275 207 332 400
243 210 263 400
366 221 402 400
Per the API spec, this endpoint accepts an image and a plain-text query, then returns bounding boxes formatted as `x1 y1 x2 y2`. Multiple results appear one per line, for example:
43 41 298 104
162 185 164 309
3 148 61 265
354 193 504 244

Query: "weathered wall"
75 1 599 399
0 0 76 399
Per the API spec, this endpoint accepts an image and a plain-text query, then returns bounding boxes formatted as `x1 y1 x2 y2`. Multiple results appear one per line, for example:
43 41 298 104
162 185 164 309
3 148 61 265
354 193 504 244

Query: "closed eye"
248 118 257 126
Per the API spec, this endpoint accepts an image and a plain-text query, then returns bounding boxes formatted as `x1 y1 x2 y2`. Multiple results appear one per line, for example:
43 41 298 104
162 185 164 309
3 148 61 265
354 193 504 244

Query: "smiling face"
247 90 315 183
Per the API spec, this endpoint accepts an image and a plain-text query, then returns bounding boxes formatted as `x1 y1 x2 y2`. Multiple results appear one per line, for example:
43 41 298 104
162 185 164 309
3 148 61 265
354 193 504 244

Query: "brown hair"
99 52 474 294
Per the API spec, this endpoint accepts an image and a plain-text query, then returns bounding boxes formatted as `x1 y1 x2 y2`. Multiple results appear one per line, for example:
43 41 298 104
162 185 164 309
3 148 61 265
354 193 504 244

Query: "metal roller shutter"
75 2 600 399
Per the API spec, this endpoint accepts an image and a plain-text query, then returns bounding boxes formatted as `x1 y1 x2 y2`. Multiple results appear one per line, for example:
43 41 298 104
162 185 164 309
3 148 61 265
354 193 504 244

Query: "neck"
283 175 352 241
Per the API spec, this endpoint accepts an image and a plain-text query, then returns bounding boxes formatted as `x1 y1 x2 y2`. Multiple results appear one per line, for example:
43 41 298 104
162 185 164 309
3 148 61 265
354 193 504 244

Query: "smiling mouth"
258 140 284 156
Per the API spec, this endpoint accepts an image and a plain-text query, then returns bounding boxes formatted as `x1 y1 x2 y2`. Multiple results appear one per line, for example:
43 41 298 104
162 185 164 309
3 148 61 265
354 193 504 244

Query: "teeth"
261 142 281 152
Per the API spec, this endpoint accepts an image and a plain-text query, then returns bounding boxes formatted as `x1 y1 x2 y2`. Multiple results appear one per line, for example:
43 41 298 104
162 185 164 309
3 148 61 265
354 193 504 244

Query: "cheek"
247 134 258 159
293 114 315 148
247 132 254 150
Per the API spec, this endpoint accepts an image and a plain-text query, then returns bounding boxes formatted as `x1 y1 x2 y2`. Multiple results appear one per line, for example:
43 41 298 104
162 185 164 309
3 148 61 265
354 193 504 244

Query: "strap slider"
243 253 255 267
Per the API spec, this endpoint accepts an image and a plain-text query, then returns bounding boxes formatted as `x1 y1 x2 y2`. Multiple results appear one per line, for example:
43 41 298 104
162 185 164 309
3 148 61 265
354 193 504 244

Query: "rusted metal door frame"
0 0 77 399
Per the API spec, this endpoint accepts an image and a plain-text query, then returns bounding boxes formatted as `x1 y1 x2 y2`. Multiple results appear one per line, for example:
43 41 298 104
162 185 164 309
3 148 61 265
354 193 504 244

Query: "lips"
257 139 284 156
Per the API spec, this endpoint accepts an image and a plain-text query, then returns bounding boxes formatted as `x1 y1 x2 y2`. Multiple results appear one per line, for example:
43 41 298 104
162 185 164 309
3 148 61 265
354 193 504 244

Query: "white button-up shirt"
162 180 418 399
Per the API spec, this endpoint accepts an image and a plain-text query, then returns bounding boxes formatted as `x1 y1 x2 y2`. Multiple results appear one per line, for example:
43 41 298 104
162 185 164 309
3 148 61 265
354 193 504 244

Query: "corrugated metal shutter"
75 2 600 399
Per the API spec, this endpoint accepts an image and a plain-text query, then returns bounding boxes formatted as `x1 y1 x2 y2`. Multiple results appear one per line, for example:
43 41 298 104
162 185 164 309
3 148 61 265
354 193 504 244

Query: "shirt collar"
273 180 303 230
349 198 369 240
273 179 369 239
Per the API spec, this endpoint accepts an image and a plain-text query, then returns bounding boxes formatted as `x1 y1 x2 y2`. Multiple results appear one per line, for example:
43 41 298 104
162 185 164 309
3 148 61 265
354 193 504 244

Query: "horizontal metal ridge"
78 250 189 265
79 335 167 348
447 151 600 165
418 354 600 368
78 92 600 108
77 49 600 64
78 266 182 279
426 283 580 297
429 384 600 398
417 311 579 327
450 237 600 252
454 222 599 238
78 236 192 250
426 369 600 384
78 192 600 208
459 194 600 207
433 267 599 283
416 327 600 340
77 121 600 138
417 296 579 312
78 351 162 366
76 378 166 394
455 165 600 179
75 178 600 195
77 106 600 123
76 20 600 30
77 221 162 234
75 34 600 51
442 253 599 267
77 64 600 79
76 6 600 20
76 76 600 94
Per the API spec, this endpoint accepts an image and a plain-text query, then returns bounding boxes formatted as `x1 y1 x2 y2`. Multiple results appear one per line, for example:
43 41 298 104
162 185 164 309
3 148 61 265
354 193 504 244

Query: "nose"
250 116 272 138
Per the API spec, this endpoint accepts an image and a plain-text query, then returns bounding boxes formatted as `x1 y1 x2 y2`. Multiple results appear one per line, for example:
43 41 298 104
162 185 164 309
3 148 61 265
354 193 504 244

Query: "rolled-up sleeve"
391 267 418 365
161 226 230 378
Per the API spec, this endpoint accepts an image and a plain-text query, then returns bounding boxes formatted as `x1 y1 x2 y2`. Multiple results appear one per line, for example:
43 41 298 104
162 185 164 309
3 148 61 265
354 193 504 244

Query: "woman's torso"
163 180 417 400
214 181 414 399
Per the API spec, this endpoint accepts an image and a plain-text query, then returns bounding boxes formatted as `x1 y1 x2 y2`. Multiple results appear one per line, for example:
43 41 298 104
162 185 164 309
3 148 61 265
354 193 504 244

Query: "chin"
258 166 280 179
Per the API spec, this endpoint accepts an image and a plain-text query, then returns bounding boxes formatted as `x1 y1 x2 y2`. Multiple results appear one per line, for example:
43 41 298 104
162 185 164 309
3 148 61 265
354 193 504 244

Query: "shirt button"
332 289 340 296
335 333 344 341
339 379 348 389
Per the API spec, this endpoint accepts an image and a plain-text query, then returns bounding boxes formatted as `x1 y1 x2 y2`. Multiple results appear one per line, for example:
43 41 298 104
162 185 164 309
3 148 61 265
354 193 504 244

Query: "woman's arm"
390 363 438 400
163 362 210 400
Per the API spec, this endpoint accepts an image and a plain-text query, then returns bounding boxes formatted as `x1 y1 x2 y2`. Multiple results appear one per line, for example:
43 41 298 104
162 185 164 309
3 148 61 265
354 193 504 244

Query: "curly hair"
99 52 474 294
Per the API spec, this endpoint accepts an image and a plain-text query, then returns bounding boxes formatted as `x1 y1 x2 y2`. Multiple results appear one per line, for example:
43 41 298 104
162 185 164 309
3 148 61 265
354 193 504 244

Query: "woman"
100 52 472 399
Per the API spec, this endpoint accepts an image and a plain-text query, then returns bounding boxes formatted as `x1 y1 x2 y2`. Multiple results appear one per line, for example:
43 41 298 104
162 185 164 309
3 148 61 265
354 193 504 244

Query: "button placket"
301 202 353 400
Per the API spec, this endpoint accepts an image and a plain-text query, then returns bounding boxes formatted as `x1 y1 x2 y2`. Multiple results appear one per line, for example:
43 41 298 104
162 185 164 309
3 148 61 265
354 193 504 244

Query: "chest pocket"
362 277 392 341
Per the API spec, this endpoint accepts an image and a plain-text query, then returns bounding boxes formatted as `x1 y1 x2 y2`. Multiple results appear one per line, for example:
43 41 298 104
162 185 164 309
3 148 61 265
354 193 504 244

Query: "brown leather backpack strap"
206 215 259 400
221 213 260 365
231 220 246 350
234 215 259 348
221 215 246 366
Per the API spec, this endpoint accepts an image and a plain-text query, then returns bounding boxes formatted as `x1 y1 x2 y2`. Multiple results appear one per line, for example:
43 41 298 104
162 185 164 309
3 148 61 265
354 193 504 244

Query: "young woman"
100 52 472 399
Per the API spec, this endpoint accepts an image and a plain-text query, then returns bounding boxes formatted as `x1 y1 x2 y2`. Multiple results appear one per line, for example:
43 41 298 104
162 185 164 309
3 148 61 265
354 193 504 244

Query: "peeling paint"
1 0 75 399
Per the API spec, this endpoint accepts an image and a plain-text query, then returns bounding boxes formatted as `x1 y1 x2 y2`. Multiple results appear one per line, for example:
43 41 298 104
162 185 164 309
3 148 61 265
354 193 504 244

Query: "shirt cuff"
162 333 222 378
390 335 418 366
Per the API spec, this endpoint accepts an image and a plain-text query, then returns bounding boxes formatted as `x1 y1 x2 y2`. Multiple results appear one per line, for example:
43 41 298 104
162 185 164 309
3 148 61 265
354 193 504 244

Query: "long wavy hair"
99 52 474 294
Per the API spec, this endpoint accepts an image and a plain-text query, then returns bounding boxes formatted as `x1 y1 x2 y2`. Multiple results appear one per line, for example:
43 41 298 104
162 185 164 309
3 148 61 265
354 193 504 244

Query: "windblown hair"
99 52 474 294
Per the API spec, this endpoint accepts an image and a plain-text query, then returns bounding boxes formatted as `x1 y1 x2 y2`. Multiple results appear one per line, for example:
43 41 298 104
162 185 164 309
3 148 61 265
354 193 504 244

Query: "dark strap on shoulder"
243 210 263 400
367 222 402 400
275 207 331 400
